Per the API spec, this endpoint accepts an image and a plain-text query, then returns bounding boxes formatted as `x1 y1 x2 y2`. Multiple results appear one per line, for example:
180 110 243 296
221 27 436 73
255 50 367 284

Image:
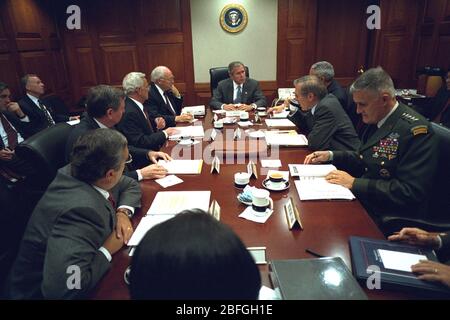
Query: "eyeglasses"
125 154 133 164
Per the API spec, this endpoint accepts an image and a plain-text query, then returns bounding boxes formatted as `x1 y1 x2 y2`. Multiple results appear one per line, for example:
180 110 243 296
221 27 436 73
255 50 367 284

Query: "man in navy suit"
209 61 266 111
0 82 34 181
146 66 193 129
18 74 78 135
117 72 178 151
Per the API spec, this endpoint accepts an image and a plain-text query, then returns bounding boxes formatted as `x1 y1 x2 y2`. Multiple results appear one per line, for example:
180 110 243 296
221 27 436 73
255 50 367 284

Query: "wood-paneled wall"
277 0 449 90
0 0 70 103
56 0 195 107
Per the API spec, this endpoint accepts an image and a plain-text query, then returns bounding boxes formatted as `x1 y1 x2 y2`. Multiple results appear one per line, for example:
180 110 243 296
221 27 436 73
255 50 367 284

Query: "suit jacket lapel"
226 79 234 103
360 104 405 151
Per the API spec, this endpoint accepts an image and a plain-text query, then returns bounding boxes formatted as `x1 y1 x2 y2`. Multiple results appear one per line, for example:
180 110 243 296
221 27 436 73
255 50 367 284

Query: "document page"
378 249 427 272
294 178 355 200
265 119 296 128
182 105 205 115
147 191 211 216
265 132 308 146
271 110 290 119
128 214 175 246
158 160 203 174
289 164 337 177
168 125 205 140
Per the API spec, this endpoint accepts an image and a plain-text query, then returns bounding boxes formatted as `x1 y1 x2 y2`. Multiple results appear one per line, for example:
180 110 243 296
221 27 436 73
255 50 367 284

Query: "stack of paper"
128 190 211 247
290 164 355 200
169 125 205 140
265 119 296 128
157 160 203 174
278 88 295 99
181 105 205 116
288 164 336 177
265 131 308 146
294 179 355 200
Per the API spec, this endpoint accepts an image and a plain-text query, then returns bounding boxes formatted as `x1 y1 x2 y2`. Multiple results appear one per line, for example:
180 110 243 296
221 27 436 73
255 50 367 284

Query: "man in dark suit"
309 61 348 109
7 129 141 299
304 67 438 223
288 76 360 151
209 61 266 111
146 66 193 129
117 72 178 150
0 82 35 182
65 85 170 181
388 228 450 288
18 74 78 135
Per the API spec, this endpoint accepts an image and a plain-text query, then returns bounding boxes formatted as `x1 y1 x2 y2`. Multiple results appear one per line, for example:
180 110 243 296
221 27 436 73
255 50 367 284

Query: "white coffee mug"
234 172 250 188
214 120 223 129
251 189 273 215
240 111 249 121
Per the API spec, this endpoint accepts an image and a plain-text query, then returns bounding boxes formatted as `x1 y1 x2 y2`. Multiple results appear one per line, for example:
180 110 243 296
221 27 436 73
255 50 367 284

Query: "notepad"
157 160 203 174
294 179 355 200
128 215 175 246
378 250 427 272
147 191 211 216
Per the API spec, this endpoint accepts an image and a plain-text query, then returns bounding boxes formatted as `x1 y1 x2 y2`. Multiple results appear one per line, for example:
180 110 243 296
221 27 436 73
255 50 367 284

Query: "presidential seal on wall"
220 4 248 33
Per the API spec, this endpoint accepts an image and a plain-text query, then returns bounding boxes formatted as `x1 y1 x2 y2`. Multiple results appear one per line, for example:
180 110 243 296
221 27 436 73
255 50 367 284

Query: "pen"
305 248 325 258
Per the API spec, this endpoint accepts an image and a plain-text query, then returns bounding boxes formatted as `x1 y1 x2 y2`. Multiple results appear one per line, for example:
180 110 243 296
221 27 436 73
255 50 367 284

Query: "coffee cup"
256 107 267 117
269 171 284 183
240 111 249 121
234 172 250 188
214 120 223 129
251 189 273 215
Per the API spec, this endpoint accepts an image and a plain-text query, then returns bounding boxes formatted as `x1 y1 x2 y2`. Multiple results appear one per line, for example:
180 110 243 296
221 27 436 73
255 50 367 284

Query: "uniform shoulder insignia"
411 125 428 136
401 112 419 123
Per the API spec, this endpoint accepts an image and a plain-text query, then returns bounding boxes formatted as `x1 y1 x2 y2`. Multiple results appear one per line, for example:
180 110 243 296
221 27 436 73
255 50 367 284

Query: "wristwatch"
116 208 133 218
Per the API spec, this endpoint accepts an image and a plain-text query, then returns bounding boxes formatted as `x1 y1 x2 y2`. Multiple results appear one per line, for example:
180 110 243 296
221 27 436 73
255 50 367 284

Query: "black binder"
269 257 367 300
349 236 450 296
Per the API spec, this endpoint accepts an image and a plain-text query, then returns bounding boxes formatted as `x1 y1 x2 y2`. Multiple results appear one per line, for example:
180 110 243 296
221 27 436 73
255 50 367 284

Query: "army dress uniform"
332 103 438 221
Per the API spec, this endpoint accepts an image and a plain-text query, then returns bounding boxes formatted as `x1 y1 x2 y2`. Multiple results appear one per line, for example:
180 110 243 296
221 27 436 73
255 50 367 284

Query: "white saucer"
262 179 290 191
248 131 265 139
237 195 252 206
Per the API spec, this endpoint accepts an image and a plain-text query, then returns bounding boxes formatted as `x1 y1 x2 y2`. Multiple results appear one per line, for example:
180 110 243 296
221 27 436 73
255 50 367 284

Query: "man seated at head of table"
269 75 360 152
65 85 169 181
209 61 267 112
7 129 141 299
129 209 261 300
304 67 438 224
389 228 450 288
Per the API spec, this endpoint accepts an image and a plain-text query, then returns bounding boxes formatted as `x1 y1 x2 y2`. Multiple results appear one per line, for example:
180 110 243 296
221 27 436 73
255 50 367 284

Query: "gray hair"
21 74 38 90
228 61 245 75
310 61 335 81
293 75 327 100
122 72 147 95
150 66 168 82
70 128 128 184
350 67 395 97
86 85 125 118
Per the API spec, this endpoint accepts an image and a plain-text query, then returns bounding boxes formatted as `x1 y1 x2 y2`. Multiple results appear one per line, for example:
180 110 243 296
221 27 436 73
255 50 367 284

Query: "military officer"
304 67 438 223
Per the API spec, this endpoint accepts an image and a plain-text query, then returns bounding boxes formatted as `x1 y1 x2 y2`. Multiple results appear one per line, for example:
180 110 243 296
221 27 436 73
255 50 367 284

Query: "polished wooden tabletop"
90 110 417 300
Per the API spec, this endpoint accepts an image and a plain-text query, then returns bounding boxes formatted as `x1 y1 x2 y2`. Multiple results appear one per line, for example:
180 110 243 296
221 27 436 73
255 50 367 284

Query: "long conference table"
90 109 418 300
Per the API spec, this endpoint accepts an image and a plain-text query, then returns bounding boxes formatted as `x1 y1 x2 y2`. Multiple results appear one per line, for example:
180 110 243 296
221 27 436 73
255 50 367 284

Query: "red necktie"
0 114 18 150
108 192 116 209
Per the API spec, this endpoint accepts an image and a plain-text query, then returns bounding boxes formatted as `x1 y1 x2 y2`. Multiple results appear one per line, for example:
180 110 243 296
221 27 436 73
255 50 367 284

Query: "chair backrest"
209 66 250 96
428 122 450 218
15 122 74 188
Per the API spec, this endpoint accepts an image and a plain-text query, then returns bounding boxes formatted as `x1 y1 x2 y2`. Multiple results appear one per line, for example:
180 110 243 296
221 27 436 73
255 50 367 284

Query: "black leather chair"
381 123 450 234
209 66 249 96
15 122 74 190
